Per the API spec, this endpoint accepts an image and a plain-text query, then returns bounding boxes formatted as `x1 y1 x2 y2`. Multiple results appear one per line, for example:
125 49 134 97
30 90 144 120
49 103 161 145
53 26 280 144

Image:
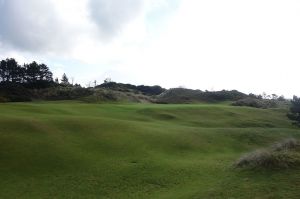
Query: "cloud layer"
1 0 299 97
0 0 69 52
0 0 145 52
89 0 144 37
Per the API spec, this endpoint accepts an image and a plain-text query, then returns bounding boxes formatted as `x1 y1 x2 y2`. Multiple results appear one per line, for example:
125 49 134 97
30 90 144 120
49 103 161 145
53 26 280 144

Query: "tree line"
0 58 53 88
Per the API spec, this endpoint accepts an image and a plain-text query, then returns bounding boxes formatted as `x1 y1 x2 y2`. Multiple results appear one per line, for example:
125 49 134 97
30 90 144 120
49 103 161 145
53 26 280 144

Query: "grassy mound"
0 102 300 198
156 88 246 103
234 138 300 169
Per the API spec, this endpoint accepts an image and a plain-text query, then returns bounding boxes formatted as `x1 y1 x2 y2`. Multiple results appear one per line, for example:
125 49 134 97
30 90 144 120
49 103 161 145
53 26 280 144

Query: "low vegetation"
97 81 166 96
1 58 291 106
155 88 246 104
287 96 300 126
232 98 278 109
82 88 153 103
234 138 300 169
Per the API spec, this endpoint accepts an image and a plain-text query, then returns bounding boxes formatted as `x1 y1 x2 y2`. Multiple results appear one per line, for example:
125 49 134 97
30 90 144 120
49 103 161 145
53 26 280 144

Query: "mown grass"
0 102 300 198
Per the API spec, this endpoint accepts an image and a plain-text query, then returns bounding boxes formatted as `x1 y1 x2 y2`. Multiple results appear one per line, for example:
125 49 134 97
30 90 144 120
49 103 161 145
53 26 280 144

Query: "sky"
0 0 300 97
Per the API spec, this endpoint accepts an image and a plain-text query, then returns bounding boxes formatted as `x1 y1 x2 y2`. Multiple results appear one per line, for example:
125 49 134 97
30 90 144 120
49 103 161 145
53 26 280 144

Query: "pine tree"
61 73 69 85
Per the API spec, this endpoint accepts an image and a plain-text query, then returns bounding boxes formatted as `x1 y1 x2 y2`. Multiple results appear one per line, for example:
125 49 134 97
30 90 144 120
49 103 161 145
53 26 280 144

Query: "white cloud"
0 0 72 52
88 0 144 38
116 0 300 97
0 0 299 97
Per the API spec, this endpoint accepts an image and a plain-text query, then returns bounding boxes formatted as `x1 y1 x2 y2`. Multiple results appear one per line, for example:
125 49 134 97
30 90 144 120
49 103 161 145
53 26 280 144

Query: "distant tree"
38 63 53 82
6 58 20 82
278 95 285 101
104 78 112 83
0 58 20 83
23 61 53 88
55 77 59 84
61 73 69 85
136 85 166 95
0 58 28 83
24 61 41 83
271 94 278 100
287 96 300 126
0 59 8 82
248 93 256 98
0 57 54 90
17 66 26 83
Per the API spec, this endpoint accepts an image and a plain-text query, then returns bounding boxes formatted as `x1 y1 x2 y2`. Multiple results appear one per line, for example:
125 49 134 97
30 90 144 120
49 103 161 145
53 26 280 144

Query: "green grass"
0 101 300 198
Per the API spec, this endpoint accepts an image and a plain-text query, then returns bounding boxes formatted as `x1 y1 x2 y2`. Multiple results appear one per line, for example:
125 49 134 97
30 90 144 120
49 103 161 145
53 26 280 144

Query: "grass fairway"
0 102 300 198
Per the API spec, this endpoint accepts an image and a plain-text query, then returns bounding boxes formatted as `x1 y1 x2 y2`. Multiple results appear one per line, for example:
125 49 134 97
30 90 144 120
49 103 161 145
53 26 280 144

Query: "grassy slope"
0 102 299 199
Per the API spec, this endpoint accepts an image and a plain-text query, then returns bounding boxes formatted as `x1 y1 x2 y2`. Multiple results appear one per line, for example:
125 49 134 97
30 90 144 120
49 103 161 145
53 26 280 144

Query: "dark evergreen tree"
24 62 40 83
0 58 53 88
38 64 53 82
61 73 69 85
0 59 8 82
6 58 20 82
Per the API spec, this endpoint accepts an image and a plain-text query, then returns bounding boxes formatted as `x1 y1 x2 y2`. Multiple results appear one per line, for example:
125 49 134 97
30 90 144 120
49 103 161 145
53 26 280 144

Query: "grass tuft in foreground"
234 138 300 169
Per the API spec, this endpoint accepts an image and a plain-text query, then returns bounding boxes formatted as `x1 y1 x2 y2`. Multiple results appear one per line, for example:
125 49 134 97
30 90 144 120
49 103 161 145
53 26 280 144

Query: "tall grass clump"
234 138 300 169
272 138 299 151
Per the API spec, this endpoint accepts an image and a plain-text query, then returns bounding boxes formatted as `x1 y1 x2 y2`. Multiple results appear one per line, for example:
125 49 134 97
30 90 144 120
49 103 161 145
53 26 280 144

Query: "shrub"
34 86 93 100
234 138 300 169
0 96 8 103
97 82 165 96
156 88 247 104
272 138 299 151
81 89 153 103
232 98 277 109
287 96 300 126
0 84 32 102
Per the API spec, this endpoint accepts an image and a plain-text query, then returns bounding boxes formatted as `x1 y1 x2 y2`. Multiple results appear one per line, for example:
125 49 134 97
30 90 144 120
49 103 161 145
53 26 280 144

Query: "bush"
0 96 8 103
97 82 165 96
234 138 300 169
81 88 154 103
232 98 277 109
38 87 93 100
0 84 32 102
287 96 300 126
272 138 299 151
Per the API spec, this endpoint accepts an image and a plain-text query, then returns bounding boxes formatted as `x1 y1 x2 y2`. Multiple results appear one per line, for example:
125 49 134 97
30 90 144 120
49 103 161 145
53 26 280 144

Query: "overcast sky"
0 0 299 97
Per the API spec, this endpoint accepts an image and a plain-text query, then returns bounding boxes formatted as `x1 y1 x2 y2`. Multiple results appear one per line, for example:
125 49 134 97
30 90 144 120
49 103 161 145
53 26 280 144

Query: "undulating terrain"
0 102 299 198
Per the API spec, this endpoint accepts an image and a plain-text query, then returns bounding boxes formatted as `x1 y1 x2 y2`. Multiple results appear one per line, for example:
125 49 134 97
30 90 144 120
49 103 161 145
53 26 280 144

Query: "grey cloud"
89 0 143 37
0 0 144 53
0 0 69 52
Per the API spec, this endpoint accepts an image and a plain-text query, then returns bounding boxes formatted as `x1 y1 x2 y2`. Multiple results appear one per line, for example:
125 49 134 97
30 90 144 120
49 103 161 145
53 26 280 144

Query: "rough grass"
81 88 153 103
234 138 300 169
272 138 299 151
0 102 300 198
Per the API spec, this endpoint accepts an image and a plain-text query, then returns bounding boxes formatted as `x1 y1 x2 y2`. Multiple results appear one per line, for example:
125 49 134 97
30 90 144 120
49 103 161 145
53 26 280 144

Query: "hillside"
156 88 247 104
0 102 299 198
